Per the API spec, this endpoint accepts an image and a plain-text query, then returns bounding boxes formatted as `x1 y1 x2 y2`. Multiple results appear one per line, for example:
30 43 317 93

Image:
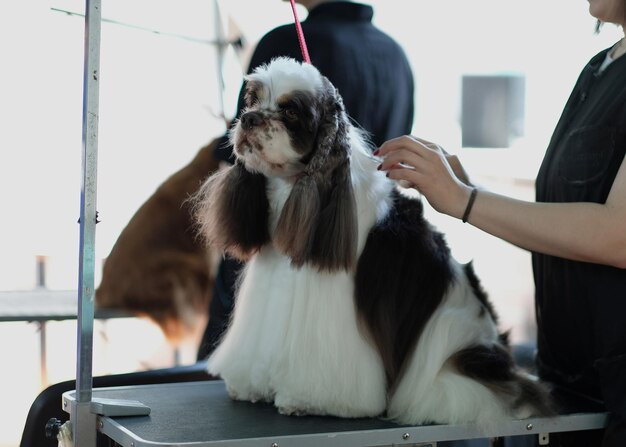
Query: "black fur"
277 91 321 153
193 162 271 261
223 164 271 256
452 344 517 384
464 262 499 325
450 344 556 415
310 158 357 271
355 191 455 388
275 79 357 271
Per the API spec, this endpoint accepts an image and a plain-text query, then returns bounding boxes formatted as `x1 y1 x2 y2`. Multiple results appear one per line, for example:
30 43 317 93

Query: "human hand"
375 135 473 219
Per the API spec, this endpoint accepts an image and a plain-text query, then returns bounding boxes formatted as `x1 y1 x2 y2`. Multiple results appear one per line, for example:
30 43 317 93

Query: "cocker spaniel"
193 57 553 428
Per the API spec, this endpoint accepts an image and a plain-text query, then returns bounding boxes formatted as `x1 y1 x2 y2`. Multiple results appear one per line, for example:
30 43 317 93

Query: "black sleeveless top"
533 47 626 409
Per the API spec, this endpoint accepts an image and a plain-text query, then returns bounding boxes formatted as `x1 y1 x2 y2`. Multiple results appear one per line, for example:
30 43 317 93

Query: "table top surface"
63 380 608 447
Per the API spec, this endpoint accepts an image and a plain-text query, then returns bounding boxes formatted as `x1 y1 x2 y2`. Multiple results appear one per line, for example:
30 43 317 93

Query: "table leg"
38 321 48 388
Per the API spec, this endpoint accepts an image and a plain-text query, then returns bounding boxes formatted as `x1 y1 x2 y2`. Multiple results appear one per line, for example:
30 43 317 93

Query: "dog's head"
195 57 357 271
231 57 340 178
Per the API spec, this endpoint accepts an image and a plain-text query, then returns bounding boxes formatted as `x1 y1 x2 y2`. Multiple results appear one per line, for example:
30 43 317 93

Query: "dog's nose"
240 112 264 130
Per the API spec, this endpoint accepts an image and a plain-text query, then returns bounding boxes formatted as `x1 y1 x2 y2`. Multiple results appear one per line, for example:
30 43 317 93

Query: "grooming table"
62 380 608 447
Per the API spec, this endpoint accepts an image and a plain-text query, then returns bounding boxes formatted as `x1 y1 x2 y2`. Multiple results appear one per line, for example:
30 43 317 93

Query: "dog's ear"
310 153 357 271
274 78 358 271
193 162 270 260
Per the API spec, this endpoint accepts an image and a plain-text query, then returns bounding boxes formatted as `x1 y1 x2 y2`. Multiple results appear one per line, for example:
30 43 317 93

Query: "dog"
193 57 554 428
97 139 220 341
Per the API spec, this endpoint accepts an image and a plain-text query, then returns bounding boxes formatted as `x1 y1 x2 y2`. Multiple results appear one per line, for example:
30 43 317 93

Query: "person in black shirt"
377 2 626 446
198 0 415 360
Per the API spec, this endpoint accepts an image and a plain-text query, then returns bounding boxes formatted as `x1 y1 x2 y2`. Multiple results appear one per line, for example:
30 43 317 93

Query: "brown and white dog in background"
193 57 554 429
96 139 220 342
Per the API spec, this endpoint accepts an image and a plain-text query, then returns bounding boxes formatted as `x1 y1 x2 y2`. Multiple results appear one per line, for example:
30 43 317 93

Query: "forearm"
376 136 626 268
467 190 626 268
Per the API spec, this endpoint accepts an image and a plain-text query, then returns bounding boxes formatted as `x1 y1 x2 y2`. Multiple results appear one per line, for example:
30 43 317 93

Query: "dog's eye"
245 90 259 107
283 108 298 121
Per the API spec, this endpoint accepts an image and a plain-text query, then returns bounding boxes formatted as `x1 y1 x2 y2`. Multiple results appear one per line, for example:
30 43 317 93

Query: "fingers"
375 135 461 192
385 161 423 187
377 148 421 172
410 136 445 153
377 135 449 172
375 135 435 159
374 135 474 217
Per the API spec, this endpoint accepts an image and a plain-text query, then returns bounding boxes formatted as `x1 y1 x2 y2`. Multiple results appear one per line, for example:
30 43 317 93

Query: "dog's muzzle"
240 111 264 131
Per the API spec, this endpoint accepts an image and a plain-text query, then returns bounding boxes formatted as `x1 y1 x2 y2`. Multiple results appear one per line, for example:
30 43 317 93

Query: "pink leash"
289 0 311 64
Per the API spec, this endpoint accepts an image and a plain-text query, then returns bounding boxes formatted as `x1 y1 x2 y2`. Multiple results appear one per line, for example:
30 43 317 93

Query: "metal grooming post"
69 3 151 443
213 0 226 122
73 0 101 445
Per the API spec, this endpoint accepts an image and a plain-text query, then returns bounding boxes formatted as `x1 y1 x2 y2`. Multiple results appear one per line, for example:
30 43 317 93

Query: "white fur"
246 56 324 107
386 262 511 430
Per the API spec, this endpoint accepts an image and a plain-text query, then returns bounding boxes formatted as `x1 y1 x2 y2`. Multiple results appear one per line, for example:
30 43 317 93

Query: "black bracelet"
462 187 478 223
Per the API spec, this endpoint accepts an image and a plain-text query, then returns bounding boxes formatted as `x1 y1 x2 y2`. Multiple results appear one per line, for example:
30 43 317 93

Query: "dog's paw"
249 393 273 404
275 394 325 417
226 384 272 404
226 384 256 402
277 405 309 417
226 384 245 401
